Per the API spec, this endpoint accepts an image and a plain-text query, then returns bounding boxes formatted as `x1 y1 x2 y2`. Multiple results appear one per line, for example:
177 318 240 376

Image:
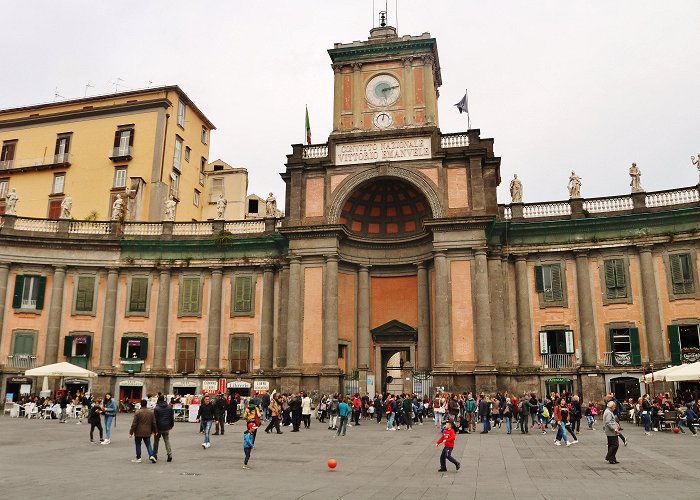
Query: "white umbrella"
663 362 700 382
25 362 97 378
641 364 682 383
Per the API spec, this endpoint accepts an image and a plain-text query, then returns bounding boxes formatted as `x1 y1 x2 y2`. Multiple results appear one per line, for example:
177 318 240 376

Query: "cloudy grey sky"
3 1 699 205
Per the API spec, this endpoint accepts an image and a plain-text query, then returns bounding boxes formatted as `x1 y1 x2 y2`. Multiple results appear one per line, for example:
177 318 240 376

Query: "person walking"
87 399 104 443
290 393 302 432
153 395 174 463
58 391 69 423
436 420 461 472
243 401 261 441
264 393 283 434
242 422 256 469
328 394 339 430
336 397 351 436
603 401 621 464
301 391 312 429
478 394 491 434
553 399 572 447
571 395 582 433
197 395 216 449
351 394 362 426
129 399 157 463
101 393 117 445
213 393 227 435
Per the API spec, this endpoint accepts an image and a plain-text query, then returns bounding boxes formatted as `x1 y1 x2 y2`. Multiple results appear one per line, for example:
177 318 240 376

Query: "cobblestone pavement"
1 416 698 499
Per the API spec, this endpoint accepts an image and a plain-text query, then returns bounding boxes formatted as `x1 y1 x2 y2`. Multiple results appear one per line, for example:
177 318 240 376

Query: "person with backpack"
503 397 514 434
153 394 174 462
539 400 549 434
87 399 104 443
328 395 340 430
264 393 283 434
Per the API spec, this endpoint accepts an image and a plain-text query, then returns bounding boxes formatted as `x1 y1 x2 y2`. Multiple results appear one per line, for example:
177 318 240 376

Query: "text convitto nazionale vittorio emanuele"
335 137 431 165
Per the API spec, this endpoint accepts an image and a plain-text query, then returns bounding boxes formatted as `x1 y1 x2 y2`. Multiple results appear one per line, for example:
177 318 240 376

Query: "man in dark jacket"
129 399 157 463
289 393 302 432
478 394 491 434
153 395 174 462
213 393 227 435
197 395 216 448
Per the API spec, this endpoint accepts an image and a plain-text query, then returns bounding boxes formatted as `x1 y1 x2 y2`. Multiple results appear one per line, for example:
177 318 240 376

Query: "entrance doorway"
173 385 197 396
610 376 641 402
119 385 143 404
545 378 573 396
64 378 89 396
383 349 410 394
371 320 418 395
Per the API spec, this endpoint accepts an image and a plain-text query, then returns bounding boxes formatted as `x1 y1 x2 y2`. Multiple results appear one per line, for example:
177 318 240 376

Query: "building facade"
1 27 699 403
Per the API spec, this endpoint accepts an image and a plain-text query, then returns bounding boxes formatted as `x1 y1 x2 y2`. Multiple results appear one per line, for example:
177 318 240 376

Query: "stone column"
351 63 363 129
274 262 289 370
153 269 171 371
99 268 119 368
206 267 223 371
639 246 665 363
332 64 343 131
433 252 452 369
285 257 302 370
357 265 371 370
423 55 437 125
259 266 275 371
0 263 10 354
575 252 597 366
515 256 534 366
416 263 431 371
44 266 66 364
322 256 339 369
487 255 506 366
402 57 415 126
474 250 494 367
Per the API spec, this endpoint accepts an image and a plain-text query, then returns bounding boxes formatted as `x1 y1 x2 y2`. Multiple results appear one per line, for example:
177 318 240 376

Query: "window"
669 253 695 295
230 336 250 373
0 179 8 199
248 198 259 214
74 276 96 313
179 277 201 315
200 157 206 173
63 334 92 367
52 173 65 194
538 330 574 355
607 327 641 366
604 259 627 299
193 189 200 207
201 126 208 144
12 331 35 355
185 146 191 162
170 170 180 199
54 134 71 162
534 264 564 303
12 275 46 310
120 336 148 360
177 336 197 373
173 137 183 170
1 140 17 167
177 101 186 128
212 177 224 195
233 276 253 314
128 277 149 313
114 167 127 189
669 324 700 365
338 344 346 359
112 128 134 157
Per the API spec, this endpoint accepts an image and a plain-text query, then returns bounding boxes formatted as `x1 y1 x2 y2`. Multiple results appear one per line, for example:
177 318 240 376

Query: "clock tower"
328 24 441 133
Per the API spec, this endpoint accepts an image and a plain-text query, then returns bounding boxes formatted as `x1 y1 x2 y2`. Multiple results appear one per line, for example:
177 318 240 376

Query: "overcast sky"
3 1 699 205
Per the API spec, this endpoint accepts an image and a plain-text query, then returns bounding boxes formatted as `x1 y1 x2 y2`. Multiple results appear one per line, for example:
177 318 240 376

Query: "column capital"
473 248 488 258
513 254 528 262
637 244 655 253
288 255 302 265
402 56 414 68
324 254 339 264
332 63 344 73
432 250 447 259
351 62 363 71
358 263 371 272
53 265 67 273
158 268 171 276
0 262 10 270
574 250 589 258
487 251 502 260
416 262 427 271
210 266 224 275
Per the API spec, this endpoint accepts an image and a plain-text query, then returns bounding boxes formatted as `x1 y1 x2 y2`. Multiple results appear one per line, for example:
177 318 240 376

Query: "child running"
435 420 461 472
243 422 256 469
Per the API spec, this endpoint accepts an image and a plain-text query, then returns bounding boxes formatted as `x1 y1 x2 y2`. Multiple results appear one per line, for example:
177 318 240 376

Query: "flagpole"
466 89 470 130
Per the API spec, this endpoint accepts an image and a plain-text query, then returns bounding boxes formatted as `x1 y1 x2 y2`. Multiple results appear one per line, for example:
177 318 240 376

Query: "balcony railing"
541 353 575 369
109 146 133 160
0 153 71 171
7 354 38 369
302 144 329 159
603 351 632 367
440 132 470 148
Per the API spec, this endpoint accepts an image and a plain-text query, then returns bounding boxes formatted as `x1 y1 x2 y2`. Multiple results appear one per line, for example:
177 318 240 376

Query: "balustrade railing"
523 202 571 218
645 186 700 208
68 221 112 235
7 354 38 369
224 220 266 233
122 223 164 236
13 217 59 232
541 353 575 369
583 196 633 213
172 222 213 236
440 133 470 148
302 144 329 159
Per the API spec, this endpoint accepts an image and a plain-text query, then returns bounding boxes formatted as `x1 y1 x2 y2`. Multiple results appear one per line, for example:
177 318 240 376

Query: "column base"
474 373 498 394
319 374 341 395
280 370 302 394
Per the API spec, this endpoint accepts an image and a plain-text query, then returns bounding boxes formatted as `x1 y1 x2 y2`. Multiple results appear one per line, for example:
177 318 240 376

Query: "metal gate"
342 371 360 396
412 371 433 398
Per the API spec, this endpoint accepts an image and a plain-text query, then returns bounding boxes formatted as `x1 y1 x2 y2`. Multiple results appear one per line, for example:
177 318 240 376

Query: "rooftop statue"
629 163 643 193
509 174 523 203
5 188 18 215
60 195 73 219
568 171 582 199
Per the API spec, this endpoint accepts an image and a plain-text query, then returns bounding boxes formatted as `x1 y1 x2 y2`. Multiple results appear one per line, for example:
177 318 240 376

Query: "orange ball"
673 427 680 433
327 458 337 469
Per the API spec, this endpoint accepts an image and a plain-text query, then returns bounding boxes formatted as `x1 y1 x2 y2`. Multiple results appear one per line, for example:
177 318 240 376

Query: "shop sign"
202 380 218 394
218 378 227 394
172 380 198 388
227 380 251 389
547 377 572 383
74 336 88 344
8 377 32 384
119 379 144 387
253 381 270 391
64 378 89 385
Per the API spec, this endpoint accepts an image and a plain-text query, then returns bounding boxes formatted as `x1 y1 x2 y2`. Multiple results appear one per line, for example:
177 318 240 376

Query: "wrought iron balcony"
541 353 575 369
0 153 71 172
109 146 133 161
7 354 38 369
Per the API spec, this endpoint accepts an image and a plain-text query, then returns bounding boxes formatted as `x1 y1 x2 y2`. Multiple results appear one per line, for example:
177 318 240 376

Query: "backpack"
541 406 550 419
330 400 339 413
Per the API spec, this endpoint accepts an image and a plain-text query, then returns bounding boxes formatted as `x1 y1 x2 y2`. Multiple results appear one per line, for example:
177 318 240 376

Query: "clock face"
373 112 393 129
365 74 401 107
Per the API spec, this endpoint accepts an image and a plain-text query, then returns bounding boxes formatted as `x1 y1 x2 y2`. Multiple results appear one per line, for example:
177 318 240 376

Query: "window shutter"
604 260 616 291
12 275 24 309
128 128 134 146
63 336 73 357
64 135 70 154
113 130 121 148
85 336 92 357
565 330 575 354
234 276 253 313
54 137 61 155
539 331 548 354
668 325 681 365
35 276 47 310
629 328 642 366
669 254 684 295
140 337 149 360
120 337 129 358
551 265 563 301
614 259 626 297
534 266 544 292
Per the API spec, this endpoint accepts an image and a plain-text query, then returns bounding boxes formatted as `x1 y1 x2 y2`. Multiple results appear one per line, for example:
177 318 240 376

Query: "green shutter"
604 260 616 292
669 254 694 295
534 266 544 292
35 276 47 310
75 276 95 312
180 278 200 314
12 275 24 309
129 277 148 312
140 337 149 360
614 259 626 288
629 328 642 366
85 336 92 357
63 336 73 357
13 333 34 355
120 337 129 358
551 265 563 302
668 325 681 365
234 276 252 313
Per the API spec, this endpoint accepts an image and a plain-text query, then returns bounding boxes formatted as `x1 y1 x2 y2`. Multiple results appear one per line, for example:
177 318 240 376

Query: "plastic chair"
2 402 13 416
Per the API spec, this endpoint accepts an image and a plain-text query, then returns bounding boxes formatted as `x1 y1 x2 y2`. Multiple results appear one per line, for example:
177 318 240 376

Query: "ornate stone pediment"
371 320 417 343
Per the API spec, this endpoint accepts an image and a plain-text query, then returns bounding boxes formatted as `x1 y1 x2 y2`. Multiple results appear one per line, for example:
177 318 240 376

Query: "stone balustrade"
440 132 470 148
302 144 329 159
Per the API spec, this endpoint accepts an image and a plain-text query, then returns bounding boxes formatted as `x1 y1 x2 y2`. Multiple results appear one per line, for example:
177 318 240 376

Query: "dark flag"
455 93 468 114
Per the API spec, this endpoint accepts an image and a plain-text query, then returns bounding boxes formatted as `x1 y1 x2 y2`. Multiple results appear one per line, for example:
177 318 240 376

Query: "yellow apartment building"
0 86 215 222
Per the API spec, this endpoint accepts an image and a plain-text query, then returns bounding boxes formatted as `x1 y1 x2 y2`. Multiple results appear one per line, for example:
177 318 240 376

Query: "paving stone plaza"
0 415 697 499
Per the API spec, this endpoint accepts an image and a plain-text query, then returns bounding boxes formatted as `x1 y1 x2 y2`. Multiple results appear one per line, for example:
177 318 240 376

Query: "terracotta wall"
450 260 475 362
302 266 323 365
370 275 418 329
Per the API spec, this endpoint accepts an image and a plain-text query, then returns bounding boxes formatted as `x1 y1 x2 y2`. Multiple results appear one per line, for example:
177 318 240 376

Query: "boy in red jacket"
436 420 461 472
